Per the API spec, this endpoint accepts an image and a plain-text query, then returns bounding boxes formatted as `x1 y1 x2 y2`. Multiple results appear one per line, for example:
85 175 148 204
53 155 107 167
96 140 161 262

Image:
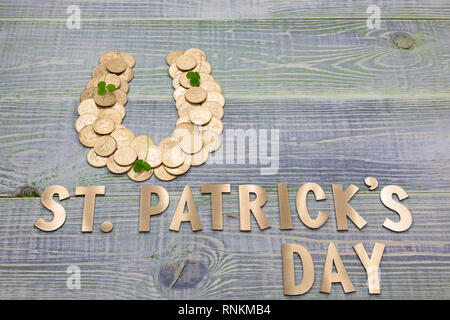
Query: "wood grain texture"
0 0 449 299
0 190 448 299
1 0 450 20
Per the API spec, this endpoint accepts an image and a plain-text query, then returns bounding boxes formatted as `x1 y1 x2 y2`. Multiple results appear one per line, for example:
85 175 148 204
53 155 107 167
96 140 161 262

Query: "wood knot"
392 33 415 50
13 185 40 197
159 257 207 289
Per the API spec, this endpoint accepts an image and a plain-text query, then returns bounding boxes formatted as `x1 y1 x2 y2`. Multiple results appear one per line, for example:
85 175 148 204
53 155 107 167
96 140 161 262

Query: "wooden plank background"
0 0 449 299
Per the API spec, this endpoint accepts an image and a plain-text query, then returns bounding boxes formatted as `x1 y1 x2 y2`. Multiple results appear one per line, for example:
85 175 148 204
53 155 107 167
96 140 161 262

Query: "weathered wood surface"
0 1 449 299
1 0 450 19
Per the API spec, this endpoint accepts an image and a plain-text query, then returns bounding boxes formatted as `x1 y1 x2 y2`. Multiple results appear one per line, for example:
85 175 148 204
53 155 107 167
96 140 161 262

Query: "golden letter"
278 183 292 230
201 184 230 231
169 185 202 231
239 185 270 231
354 242 385 294
296 182 328 229
332 184 367 231
282 243 314 295
75 186 105 232
35 185 69 232
380 185 412 232
320 242 355 294
139 185 169 232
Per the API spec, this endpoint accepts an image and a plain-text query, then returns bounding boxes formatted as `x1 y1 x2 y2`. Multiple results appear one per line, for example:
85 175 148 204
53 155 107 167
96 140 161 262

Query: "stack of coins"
76 49 224 182
160 48 224 181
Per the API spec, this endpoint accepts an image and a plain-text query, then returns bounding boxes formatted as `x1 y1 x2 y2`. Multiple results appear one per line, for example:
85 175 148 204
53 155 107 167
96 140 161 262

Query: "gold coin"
173 122 198 139
121 53 136 68
80 87 97 102
176 115 191 126
110 127 135 148
206 91 225 107
189 106 212 125
130 136 159 166
87 148 108 168
200 80 222 93
199 72 215 82
114 147 138 166
175 54 197 71
154 165 177 181
75 113 97 132
166 50 184 66
176 95 186 109
106 154 133 174
99 51 122 65
146 146 163 168
127 166 153 182
202 101 224 120
179 133 203 154
184 48 207 63
78 98 100 116
95 91 116 107
94 135 117 157
79 125 101 147
202 130 222 152
202 117 223 134
172 73 182 89
120 78 129 93
178 101 199 117
194 61 211 74
92 64 108 78
169 63 182 79
104 57 127 74
113 89 128 105
93 117 116 135
101 221 114 233
111 102 126 119
130 135 155 150
190 147 209 166
179 72 192 89
173 87 186 101
162 145 186 168
119 66 134 82
185 87 207 104
165 155 191 175
98 108 122 125
159 136 180 151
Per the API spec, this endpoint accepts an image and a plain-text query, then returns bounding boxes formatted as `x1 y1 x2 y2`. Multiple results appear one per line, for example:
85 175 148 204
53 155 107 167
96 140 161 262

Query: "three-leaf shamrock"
186 71 201 87
97 81 116 96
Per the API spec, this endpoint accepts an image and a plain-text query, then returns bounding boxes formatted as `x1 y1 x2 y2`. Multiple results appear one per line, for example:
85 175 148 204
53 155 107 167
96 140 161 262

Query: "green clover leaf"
106 84 116 92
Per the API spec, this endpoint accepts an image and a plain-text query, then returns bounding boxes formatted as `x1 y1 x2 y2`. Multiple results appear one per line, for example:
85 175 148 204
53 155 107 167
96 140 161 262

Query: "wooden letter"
169 185 202 232
35 185 70 232
239 185 270 231
278 183 292 230
282 243 315 295
380 185 412 232
296 182 328 229
354 242 385 294
320 242 355 294
332 184 367 231
75 186 105 232
201 184 230 231
139 185 169 232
